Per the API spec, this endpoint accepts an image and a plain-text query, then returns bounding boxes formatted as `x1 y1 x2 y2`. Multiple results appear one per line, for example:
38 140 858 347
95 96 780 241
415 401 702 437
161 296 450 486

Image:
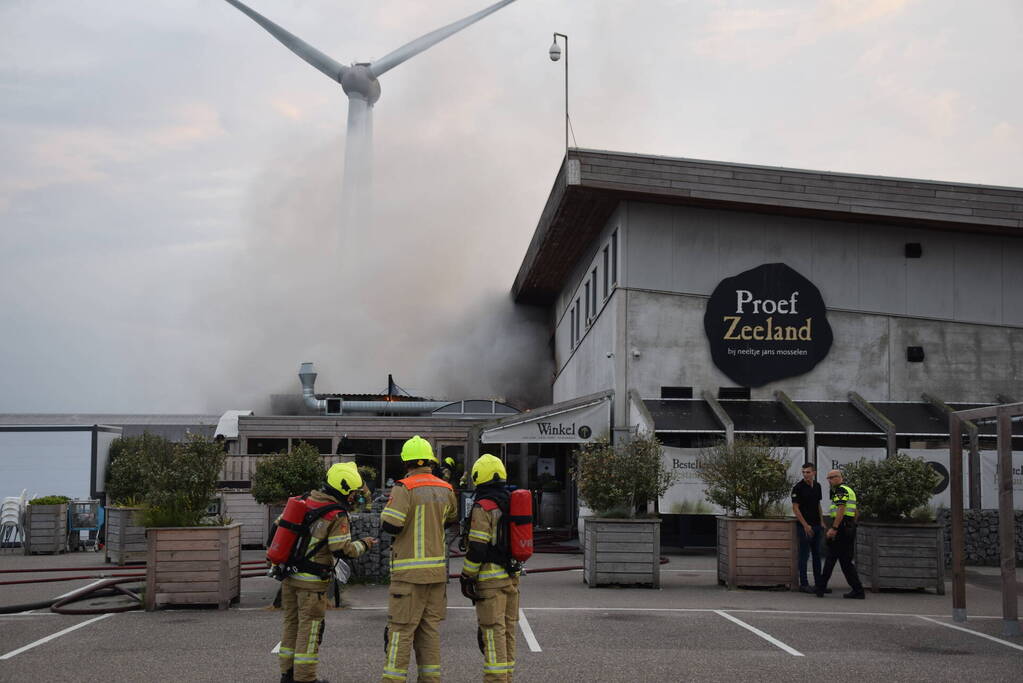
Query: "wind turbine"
223 0 518 237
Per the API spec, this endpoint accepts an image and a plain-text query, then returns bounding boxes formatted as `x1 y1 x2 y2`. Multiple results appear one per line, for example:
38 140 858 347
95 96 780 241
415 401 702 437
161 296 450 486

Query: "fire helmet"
471 454 506 484
400 435 437 463
444 457 456 468
326 462 362 495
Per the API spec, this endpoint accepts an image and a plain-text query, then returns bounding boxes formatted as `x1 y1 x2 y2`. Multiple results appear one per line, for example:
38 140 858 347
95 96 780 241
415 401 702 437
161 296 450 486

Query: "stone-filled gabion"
936 509 1023 567
349 512 391 582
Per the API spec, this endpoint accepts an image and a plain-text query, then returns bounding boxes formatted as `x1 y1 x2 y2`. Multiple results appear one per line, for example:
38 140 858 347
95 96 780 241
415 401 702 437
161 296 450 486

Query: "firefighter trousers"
476 579 520 683
382 581 447 682
280 582 327 682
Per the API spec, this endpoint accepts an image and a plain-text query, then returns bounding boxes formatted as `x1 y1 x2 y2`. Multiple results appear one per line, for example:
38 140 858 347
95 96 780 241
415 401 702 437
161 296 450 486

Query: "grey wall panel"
762 214 815 282
625 202 673 292
905 228 955 320
811 225 861 310
716 213 767 283
858 225 906 315
954 239 1003 324
1003 239 1023 326
671 207 720 295
552 297 617 404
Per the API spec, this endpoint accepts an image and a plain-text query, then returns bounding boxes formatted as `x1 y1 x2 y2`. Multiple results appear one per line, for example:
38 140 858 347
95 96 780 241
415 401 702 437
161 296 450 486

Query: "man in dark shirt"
791 462 824 593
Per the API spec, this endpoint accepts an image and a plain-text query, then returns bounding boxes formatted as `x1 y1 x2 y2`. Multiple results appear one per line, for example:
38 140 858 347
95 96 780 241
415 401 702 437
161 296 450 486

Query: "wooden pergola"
949 402 1021 637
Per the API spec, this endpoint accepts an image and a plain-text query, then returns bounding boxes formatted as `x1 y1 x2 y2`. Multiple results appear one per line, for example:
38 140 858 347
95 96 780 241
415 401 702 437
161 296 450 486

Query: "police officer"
278 462 378 683
816 469 865 599
460 454 520 683
380 436 459 682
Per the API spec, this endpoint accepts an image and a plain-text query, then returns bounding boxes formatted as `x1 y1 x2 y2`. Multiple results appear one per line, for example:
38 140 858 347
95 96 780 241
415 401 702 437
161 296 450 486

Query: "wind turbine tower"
223 0 518 239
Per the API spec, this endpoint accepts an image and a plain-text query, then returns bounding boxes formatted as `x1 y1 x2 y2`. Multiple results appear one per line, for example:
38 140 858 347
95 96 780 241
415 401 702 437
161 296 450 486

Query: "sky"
1 0 1021 415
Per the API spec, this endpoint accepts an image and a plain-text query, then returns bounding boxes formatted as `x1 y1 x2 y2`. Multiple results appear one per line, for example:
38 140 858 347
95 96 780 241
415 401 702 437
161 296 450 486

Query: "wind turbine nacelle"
340 64 381 104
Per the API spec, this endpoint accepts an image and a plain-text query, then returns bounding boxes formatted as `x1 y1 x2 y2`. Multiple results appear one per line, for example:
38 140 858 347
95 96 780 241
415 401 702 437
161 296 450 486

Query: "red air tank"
266 495 307 565
507 488 533 563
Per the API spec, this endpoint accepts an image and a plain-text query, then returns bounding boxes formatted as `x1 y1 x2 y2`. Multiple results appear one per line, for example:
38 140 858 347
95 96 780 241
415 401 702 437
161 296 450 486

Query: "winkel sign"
704 263 833 387
481 398 608 443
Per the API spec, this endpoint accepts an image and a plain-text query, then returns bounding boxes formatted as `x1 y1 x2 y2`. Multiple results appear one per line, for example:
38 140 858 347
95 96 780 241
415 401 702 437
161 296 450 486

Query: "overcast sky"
1 0 1021 414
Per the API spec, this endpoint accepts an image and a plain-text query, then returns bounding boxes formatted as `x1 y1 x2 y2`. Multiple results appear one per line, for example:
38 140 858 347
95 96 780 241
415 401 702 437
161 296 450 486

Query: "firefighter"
380 436 459 682
278 462 378 683
441 456 459 486
460 454 520 683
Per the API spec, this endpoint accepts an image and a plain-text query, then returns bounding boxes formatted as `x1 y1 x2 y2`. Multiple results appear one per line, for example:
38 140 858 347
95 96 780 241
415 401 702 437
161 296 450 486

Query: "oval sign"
703 263 833 387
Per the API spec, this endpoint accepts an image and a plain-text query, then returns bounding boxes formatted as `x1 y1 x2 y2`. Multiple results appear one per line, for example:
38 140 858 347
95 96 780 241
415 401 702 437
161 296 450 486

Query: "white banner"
481 398 609 443
658 446 804 515
979 451 1023 509
817 447 885 504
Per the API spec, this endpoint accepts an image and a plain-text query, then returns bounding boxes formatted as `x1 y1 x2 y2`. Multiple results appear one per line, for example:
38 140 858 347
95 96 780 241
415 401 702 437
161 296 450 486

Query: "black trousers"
819 522 863 592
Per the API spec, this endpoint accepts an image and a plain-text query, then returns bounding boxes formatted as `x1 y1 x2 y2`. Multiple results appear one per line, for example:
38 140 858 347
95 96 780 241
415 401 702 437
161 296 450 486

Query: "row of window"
569 229 618 348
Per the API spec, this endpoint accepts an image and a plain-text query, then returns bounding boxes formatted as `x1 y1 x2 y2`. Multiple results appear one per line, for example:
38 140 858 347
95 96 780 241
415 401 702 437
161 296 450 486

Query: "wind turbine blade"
369 0 517 78
223 0 347 82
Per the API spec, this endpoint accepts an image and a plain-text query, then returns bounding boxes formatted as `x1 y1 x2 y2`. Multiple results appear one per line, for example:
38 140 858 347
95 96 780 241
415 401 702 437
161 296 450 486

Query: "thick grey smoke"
198 123 553 412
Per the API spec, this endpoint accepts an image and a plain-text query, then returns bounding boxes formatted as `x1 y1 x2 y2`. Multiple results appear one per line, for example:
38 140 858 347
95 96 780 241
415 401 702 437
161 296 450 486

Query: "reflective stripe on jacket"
829 484 858 518
383 467 458 584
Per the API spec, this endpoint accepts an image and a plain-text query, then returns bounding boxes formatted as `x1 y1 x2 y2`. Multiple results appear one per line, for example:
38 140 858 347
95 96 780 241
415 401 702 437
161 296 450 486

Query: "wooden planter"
583 517 661 588
717 517 798 590
24 504 68 555
219 490 267 547
105 507 147 565
856 521 945 594
145 524 241 610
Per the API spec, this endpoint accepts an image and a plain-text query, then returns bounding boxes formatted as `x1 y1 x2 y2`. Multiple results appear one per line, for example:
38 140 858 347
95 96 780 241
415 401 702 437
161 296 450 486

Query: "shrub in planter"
842 453 945 594
105 433 174 504
141 433 227 528
251 441 326 505
573 433 677 587
697 438 799 589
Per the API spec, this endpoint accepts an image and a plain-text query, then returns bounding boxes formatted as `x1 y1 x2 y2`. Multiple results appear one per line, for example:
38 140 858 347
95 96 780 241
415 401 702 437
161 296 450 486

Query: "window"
584 282 591 320
602 246 609 299
295 438 332 454
569 303 576 347
610 229 618 285
574 298 581 345
591 268 598 314
249 438 288 454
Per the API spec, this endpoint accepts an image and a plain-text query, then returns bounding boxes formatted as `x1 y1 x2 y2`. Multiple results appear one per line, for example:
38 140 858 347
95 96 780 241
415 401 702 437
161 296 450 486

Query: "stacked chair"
0 490 28 550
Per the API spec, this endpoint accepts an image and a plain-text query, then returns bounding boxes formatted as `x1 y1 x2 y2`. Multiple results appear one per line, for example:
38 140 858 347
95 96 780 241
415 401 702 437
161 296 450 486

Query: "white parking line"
917 616 1023 652
518 609 541 652
0 613 113 660
714 610 804 657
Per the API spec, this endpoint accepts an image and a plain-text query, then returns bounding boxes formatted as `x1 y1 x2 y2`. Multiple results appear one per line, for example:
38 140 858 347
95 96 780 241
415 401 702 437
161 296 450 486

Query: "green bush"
140 433 227 528
105 433 174 504
28 495 70 505
573 433 677 518
251 441 326 504
697 437 794 518
842 452 941 522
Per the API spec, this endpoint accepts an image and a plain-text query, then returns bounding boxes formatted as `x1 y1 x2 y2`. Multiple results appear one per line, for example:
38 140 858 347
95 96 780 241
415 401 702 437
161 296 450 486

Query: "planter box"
717 517 798 590
583 517 661 588
219 490 267 547
145 524 241 610
105 507 147 565
856 521 945 594
24 504 68 555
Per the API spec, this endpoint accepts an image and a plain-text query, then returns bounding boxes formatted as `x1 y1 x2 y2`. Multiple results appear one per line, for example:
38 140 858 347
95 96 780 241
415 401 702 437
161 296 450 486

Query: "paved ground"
1 548 1021 682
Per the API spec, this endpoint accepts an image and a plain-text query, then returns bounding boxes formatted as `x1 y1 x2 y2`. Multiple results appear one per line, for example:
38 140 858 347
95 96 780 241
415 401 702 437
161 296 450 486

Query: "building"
498 149 1023 540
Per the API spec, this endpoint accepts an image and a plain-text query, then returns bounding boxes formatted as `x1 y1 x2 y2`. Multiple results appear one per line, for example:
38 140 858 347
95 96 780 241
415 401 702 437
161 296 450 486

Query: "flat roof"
513 149 1023 304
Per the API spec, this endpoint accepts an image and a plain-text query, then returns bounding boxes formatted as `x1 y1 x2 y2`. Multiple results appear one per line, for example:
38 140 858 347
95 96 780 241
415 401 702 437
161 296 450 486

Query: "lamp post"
548 32 568 153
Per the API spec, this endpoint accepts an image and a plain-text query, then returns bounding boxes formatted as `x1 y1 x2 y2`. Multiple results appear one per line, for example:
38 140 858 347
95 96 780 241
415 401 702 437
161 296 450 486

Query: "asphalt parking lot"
2 549 1021 682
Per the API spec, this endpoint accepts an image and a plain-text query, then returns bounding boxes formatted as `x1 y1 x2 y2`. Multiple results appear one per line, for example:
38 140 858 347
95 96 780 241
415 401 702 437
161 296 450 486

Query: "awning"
481 392 611 443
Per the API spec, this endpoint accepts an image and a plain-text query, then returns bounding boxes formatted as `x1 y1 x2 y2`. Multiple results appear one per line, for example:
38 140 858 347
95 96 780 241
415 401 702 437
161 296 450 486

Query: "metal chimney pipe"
299 362 326 413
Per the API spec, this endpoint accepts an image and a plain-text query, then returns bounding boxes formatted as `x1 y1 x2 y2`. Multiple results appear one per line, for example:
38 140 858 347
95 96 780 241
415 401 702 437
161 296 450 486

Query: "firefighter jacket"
461 501 512 587
381 466 458 584
284 489 369 591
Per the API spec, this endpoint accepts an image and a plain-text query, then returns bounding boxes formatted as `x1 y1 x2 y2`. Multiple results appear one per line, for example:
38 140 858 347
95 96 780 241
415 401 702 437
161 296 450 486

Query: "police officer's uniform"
817 483 865 598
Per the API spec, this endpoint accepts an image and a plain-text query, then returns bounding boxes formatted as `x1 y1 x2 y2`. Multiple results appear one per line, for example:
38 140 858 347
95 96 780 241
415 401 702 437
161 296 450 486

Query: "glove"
460 574 479 602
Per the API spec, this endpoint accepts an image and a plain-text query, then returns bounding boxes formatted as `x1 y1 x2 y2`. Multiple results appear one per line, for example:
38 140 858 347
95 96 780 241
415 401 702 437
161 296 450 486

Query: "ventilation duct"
297 363 448 415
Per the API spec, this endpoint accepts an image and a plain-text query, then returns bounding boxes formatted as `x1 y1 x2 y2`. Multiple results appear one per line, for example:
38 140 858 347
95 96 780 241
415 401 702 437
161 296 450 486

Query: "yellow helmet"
400 435 436 463
326 462 362 495
444 457 456 468
471 454 506 485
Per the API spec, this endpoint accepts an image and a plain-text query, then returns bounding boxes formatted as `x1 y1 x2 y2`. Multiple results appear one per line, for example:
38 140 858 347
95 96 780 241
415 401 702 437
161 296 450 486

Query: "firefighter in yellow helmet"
460 454 520 683
380 436 459 681
278 462 378 683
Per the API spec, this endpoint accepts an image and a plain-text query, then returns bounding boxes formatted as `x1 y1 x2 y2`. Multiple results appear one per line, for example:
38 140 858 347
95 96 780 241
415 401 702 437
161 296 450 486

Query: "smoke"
198 120 554 413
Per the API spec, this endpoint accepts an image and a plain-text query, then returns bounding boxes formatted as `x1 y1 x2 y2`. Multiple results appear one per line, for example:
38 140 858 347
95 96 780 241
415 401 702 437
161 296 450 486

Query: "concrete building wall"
622 288 1023 402
622 202 1023 327
552 289 619 404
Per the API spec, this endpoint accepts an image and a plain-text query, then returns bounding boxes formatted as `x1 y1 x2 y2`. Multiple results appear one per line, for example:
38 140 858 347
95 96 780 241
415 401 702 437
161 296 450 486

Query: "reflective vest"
829 484 858 518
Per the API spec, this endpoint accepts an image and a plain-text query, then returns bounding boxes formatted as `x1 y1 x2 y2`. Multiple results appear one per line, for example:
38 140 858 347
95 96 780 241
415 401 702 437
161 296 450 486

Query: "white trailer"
0 425 121 501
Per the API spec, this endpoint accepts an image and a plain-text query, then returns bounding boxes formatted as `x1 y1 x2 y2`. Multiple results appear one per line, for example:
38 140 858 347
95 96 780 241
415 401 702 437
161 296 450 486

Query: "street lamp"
549 32 568 153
